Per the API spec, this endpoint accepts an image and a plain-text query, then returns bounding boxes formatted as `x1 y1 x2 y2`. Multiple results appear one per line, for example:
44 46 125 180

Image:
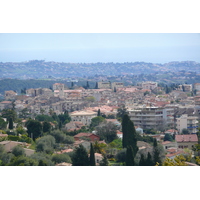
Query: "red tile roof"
175 134 198 143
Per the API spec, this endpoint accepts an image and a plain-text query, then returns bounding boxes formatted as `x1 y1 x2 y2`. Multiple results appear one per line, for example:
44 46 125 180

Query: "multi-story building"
97 81 124 91
176 114 198 134
141 81 158 90
128 106 174 131
70 110 97 126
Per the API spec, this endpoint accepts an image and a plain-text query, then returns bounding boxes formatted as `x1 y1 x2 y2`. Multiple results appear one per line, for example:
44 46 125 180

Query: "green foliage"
89 143 96 166
30 152 54 166
58 111 71 124
1 109 17 121
122 114 138 157
8 118 13 130
99 154 109 166
8 135 20 141
126 146 135 166
95 122 118 143
116 104 128 121
109 138 122 149
0 117 7 130
43 121 52 133
49 130 74 144
90 116 105 128
26 119 42 140
18 134 33 144
115 148 126 163
16 126 27 135
52 153 72 164
153 139 162 165
12 145 25 157
72 144 89 166
182 128 189 135
36 135 56 154
164 133 173 142
9 155 38 166
35 115 54 122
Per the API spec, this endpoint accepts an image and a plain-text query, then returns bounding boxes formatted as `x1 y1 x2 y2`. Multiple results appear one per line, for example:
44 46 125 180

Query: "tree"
122 114 138 158
95 82 98 89
90 116 105 128
139 153 146 166
95 122 118 143
12 145 25 157
153 139 161 165
26 119 42 140
8 118 13 130
52 153 72 164
43 121 51 133
0 117 7 130
99 154 109 166
116 104 128 121
97 109 101 117
9 156 38 166
49 130 74 144
146 152 154 166
182 128 189 135
72 144 89 166
36 135 56 154
58 111 71 124
126 146 135 166
164 133 173 142
89 143 96 166
1 109 17 122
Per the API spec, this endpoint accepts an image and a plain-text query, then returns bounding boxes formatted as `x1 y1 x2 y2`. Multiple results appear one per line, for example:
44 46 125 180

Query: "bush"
8 135 20 141
52 153 72 164
12 145 25 157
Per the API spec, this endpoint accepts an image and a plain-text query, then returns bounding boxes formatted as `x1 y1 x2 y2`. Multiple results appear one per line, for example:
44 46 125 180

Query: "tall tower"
53 83 65 98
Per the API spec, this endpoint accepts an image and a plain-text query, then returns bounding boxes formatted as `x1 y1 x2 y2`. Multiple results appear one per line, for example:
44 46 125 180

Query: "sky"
0 33 200 63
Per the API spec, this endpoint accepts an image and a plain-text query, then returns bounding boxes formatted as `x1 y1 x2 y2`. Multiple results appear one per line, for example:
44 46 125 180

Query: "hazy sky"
0 33 200 63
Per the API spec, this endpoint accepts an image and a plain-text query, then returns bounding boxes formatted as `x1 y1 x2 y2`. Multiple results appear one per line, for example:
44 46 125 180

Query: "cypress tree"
122 114 138 157
125 146 134 166
97 109 101 117
146 152 154 166
89 143 96 166
95 82 98 89
139 153 146 166
8 117 13 130
153 139 161 165
122 114 130 148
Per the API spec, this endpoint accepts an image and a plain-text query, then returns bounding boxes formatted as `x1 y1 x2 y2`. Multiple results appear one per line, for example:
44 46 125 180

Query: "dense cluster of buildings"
1 81 200 136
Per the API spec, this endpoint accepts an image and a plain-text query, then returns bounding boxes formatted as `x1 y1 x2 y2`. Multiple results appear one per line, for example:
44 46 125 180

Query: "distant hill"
0 60 200 79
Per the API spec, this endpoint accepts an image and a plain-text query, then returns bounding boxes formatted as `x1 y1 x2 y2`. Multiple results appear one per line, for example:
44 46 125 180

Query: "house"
162 141 178 150
65 121 84 132
74 133 100 142
70 110 97 126
0 101 12 110
175 134 198 149
73 140 91 151
0 141 35 156
4 90 17 100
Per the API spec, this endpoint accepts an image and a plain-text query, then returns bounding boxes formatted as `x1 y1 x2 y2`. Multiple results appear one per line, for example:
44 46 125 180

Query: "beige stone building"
70 110 97 126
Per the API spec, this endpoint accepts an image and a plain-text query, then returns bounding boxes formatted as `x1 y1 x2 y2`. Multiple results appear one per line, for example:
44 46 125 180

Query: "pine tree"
8 118 13 130
72 144 89 166
125 146 135 166
89 143 96 166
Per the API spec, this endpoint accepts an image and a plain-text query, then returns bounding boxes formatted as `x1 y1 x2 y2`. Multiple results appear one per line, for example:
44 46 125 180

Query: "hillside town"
1 80 200 166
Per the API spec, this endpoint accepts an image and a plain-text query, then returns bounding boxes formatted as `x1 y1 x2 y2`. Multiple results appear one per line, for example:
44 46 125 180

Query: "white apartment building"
128 106 174 131
70 110 97 126
176 114 198 134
